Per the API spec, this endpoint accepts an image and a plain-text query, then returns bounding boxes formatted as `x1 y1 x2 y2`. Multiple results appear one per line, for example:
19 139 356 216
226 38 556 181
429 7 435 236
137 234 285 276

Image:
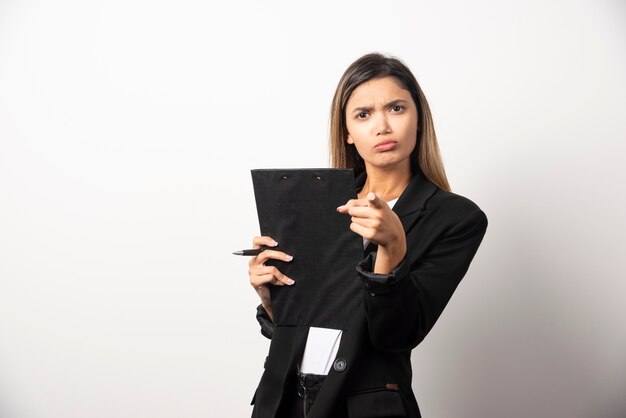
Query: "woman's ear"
346 134 354 145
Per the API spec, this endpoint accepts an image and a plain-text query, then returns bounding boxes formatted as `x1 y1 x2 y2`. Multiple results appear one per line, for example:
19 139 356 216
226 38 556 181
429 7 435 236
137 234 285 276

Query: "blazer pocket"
347 388 407 417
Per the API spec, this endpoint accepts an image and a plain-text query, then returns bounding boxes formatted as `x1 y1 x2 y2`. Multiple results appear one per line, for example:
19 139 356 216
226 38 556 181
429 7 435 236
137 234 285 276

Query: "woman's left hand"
337 192 407 273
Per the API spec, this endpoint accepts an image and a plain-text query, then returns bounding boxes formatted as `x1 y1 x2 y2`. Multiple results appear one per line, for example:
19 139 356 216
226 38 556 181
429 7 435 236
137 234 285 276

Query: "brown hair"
329 53 451 192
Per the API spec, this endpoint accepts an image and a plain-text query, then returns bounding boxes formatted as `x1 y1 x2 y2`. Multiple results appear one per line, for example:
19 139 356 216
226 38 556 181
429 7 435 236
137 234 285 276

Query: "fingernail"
336 205 343 211
286 278 295 285
270 240 278 246
285 255 293 261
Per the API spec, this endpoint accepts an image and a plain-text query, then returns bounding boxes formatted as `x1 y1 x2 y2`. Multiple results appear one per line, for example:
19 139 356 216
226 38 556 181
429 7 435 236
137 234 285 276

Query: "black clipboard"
251 168 363 329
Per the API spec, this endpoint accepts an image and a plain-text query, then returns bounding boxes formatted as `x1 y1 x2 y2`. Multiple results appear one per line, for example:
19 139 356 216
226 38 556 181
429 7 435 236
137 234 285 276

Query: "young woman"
247 53 488 418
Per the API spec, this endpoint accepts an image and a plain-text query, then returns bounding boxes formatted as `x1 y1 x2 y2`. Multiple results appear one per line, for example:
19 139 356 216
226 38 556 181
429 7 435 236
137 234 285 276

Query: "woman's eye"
356 112 369 119
390 105 404 112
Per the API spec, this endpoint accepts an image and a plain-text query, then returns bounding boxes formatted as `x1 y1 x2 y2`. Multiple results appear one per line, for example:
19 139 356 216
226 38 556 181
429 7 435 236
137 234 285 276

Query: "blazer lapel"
393 168 438 222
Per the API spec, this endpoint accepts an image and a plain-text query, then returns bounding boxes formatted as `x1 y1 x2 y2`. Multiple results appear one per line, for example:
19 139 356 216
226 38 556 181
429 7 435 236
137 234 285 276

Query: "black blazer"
252 169 488 418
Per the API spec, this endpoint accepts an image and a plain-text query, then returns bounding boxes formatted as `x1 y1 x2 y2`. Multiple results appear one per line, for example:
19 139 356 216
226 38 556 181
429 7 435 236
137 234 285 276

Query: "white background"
1 0 625 417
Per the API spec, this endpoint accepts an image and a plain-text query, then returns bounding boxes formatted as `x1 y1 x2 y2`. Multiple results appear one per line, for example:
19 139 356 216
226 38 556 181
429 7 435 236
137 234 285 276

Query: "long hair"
329 53 451 192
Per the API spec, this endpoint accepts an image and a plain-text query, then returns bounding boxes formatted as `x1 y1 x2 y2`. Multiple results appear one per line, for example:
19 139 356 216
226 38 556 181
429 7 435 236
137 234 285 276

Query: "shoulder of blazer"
399 179 487 242
425 188 485 220
411 189 488 255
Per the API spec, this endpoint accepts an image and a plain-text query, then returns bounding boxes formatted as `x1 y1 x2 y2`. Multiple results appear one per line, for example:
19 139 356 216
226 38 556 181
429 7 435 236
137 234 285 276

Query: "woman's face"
345 76 418 173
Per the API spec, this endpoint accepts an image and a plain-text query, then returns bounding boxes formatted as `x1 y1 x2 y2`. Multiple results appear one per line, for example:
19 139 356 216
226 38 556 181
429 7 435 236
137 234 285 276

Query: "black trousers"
278 372 326 417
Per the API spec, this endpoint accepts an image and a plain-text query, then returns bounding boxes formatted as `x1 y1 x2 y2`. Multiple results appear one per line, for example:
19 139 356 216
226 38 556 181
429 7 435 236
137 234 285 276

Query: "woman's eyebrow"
351 105 373 113
350 99 409 113
386 99 408 107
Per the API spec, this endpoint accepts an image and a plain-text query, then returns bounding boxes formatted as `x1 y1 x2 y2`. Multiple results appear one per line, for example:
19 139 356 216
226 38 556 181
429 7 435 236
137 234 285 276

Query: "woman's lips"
374 140 398 152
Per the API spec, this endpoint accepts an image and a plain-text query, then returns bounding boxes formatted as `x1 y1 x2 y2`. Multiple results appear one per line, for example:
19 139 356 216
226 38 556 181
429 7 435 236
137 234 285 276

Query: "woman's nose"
376 115 391 135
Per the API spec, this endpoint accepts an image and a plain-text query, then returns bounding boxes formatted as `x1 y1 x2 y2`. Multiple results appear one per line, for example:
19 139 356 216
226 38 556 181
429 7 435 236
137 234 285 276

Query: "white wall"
1 0 624 417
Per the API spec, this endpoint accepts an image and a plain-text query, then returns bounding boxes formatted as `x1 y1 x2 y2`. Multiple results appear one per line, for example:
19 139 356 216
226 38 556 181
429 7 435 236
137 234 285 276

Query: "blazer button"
333 358 347 372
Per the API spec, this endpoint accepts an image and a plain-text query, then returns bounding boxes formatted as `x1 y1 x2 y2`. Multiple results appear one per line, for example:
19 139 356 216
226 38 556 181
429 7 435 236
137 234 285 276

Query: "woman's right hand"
248 236 295 323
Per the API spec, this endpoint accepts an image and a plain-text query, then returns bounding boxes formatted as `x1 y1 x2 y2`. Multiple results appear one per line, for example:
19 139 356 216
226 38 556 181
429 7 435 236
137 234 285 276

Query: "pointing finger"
366 192 384 208
337 198 370 213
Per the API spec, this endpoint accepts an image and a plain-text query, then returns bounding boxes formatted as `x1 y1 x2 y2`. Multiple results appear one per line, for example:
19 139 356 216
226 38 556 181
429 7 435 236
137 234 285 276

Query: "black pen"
232 248 266 256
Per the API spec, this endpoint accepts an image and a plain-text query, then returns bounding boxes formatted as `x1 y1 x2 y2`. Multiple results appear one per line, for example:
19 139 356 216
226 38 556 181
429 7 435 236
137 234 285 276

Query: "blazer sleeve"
356 206 488 352
256 304 274 339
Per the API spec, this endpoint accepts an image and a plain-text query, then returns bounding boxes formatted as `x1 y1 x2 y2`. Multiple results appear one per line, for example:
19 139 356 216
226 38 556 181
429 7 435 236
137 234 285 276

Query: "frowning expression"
345 76 418 172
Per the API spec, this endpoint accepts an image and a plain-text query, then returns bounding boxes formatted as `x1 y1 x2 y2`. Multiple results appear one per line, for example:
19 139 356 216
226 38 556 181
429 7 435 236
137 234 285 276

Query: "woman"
248 53 488 417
